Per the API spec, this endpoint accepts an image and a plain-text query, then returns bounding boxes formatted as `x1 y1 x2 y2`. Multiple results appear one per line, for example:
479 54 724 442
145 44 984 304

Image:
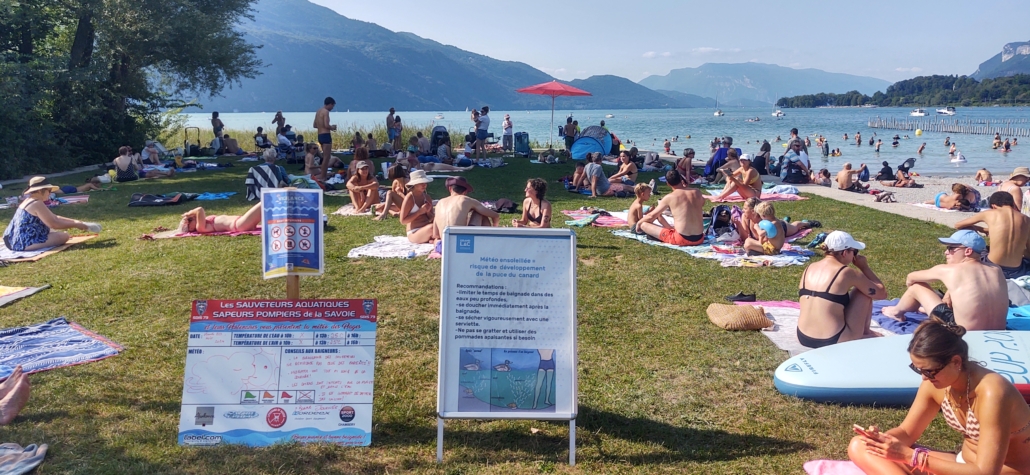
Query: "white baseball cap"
739 153 752 162
824 231 866 252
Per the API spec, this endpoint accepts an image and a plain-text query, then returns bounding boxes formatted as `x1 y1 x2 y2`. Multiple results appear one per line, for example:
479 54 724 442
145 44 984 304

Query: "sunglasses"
945 246 965 254
908 362 946 379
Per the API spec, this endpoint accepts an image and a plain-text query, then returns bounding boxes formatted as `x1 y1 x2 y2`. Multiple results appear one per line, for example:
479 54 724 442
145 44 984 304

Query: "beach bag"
782 159 808 184
706 303 773 330
705 205 737 242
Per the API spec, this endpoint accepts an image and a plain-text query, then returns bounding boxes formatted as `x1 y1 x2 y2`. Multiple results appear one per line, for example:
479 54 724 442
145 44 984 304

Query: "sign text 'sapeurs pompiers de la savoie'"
177 299 376 447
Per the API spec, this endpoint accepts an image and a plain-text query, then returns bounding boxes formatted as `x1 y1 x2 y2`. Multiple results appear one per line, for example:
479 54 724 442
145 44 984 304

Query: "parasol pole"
550 95 555 149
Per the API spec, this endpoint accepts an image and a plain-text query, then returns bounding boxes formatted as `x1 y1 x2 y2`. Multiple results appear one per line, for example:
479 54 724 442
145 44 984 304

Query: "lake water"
185 107 1029 176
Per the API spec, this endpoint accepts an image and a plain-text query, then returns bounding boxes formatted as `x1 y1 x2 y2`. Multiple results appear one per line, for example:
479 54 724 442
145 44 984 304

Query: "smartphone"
852 424 874 438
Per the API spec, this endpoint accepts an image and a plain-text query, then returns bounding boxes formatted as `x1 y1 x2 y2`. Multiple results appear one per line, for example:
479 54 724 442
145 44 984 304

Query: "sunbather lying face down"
178 203 262 234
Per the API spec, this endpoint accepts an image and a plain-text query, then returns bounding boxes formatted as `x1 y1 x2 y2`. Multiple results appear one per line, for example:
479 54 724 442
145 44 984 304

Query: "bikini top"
941 393 982 442
799 266 850 307
527 204 542 224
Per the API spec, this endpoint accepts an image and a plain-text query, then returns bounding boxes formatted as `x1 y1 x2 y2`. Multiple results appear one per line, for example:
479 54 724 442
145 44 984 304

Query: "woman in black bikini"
512 178 551 228
797 231 886 348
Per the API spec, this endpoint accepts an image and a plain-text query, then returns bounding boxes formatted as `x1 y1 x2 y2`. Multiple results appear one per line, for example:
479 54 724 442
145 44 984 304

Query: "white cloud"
691 47 741 55
660 52 672 57
642 51 657 58
895 67 923 73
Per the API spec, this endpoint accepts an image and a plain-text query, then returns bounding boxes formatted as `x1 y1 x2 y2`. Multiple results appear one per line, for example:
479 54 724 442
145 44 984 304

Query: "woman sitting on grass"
512 178 551 228
374 164 408 221
113 146 174 182
713 153 761 201
400 170 435 243
346 160 380 214
849 315 1030 474
3 177 102 251
347 147 374 181
608 152 639 186
797 231 886 348
178 203 262 234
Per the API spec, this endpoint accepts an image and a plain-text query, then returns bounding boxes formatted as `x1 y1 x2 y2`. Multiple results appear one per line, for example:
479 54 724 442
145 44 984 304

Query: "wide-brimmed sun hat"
25 176 59 194
1011 167 1030 179
446 176 474 193
407 170 433 186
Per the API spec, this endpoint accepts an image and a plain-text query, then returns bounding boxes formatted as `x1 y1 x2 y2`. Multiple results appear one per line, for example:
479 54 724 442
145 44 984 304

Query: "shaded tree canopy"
777 75 1030 108
0 0 262 179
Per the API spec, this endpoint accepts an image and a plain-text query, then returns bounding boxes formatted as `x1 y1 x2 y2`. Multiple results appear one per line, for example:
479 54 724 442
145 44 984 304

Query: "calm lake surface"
185 107 1029 176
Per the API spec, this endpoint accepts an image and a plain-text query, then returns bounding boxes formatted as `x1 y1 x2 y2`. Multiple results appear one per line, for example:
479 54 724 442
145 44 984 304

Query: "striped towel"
0 317 123 379
561 210 629 227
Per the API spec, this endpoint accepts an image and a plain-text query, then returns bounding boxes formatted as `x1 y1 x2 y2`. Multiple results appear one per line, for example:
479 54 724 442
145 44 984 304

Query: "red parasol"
515 80 591 148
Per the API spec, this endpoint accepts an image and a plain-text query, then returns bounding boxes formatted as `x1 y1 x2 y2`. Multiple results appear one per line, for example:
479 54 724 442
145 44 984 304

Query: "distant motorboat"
605 114 614 118
434 113 445 119
936 106 956 116
714 109 724 117
772 110 785 117
910 108 928 117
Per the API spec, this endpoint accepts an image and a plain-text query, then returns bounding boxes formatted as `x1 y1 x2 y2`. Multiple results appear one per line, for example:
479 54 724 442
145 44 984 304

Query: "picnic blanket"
561 210 628 227
332 204 373 216
611 230 814 267
347 235 435 259
0 317 123 379
0 285 49 308
706 192 808 203
194 192 237 200
0 234 96 263
733 301 894 356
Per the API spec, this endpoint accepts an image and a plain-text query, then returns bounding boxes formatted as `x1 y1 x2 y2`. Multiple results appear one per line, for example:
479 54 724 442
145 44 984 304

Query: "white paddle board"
774 331 1030 405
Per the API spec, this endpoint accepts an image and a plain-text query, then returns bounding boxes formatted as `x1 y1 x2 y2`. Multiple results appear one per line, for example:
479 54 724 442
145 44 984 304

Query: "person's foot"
0 374 30 425
0 366 24 401
881 306 906 322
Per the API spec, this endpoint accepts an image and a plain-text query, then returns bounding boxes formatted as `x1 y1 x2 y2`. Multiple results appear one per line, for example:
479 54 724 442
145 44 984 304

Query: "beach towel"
734 301 894 356
561 210 628 227
908 203 961 213
707 192 808 203
803 460 865 475
0 317 123 379
347 235 435 259
128 192 194 207
323 190 350 197
565 214 599 227
0 443 48 475
194 192 237 200
331 204 373 216
1007 305 1030 331
0 285 49 308
144 228 262 240
46 195 89 207
611 230 814 267
0 234 96 263
870 299 929 334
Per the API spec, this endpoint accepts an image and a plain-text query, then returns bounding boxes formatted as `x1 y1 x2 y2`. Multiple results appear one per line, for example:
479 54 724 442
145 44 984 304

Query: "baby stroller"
429 125 450 155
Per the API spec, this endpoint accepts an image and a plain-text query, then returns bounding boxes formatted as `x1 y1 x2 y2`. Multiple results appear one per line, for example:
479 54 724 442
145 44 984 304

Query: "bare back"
314 107 331 133
979 208 1030 267
1000 181 1024 209
660 188 704 236
937 261 1008 330
433 195 498 237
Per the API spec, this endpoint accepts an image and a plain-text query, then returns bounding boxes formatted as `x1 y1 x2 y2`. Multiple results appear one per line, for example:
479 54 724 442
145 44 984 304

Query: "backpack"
705 204 739 242
782 158 808 184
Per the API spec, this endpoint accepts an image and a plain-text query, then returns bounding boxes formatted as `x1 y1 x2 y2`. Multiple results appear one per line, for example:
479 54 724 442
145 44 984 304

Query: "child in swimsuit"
627 183 668 234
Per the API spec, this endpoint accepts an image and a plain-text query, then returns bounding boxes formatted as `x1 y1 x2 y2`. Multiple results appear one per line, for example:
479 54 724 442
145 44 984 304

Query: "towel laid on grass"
146 228 262 239
46 195 89 207
870 298 929 334
194 192 237 200
611 230 814 267
347 235 435 259
0 285 49 308
332 204 373 216
707 192 808 202
0 317 123 379
734 301 894 356
0 234 96 263
803 460 865 475
909 202 961 212
0 443 48 475
561 210 628 227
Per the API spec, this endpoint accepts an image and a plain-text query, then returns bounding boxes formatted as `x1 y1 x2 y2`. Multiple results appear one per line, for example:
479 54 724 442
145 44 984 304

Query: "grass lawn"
0 156 966 474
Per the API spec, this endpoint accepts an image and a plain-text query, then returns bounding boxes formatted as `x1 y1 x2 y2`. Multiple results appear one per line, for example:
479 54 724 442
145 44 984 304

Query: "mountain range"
639 63 891 105
972 40 1030 80
193 0 893 112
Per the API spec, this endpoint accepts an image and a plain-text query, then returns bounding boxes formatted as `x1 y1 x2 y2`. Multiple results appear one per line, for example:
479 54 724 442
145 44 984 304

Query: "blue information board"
261 188 324 279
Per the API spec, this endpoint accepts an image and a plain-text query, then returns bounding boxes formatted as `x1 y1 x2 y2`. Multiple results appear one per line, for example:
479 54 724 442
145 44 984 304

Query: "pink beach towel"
561 210 629 227
708 192 808 203
803 460 864 475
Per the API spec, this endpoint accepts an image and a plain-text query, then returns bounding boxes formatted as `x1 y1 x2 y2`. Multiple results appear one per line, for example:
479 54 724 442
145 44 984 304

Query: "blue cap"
938 230 986 254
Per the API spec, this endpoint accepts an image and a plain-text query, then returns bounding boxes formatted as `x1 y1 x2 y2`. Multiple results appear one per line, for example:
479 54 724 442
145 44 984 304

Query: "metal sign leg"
437 417 444 463
569 419 576 466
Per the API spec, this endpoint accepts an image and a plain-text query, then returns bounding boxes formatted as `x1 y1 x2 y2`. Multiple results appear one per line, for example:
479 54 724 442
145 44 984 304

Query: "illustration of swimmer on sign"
458 348 556 412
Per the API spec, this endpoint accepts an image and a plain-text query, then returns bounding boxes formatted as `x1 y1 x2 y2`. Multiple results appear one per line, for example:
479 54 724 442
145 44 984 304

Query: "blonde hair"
755 201 775 219
743 197 761 211
262 148 278 162
634 183 652 198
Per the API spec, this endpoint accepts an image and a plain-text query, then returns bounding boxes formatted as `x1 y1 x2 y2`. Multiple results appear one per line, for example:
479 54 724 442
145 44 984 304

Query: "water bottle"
406 251 416 259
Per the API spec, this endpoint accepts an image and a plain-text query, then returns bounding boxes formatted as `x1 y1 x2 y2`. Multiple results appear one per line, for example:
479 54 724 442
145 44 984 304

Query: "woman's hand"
853 254 868 268
863 431 910 463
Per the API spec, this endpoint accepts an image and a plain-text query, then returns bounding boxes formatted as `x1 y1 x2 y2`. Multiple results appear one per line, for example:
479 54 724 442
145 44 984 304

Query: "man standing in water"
314 97 337 182
638 171 705 246
955 192 1030 278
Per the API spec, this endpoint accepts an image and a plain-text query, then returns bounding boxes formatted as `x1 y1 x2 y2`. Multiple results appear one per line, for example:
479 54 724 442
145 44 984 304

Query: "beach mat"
48 195 89 206
332 204 373 216
347 235 434 259
146 228 262 239
870 298 929 334
611 230 814 267
803 460 865 475
909 202 961 212
0 285 50 308
0 234 97 263
0 317 124 379
707 192 808 203
561 210 628 227
734 301 894 357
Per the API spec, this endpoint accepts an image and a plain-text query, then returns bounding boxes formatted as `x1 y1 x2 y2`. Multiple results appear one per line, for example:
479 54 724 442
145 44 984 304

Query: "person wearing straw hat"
999 166 1030 214
399 170 435 244
432 176 499 242
2 177 102 252
346 160 380 214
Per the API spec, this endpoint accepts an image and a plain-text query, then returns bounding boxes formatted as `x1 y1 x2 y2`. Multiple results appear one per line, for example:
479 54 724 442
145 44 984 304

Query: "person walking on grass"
314 97 337 182
502 114 513 152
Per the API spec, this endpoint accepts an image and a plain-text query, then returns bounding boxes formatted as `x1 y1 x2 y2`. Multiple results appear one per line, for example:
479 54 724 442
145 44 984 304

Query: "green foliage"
0 0 261 179
778 74 1030 108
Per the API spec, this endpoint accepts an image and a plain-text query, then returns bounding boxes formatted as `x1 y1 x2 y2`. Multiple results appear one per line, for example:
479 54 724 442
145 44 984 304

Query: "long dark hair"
908 314 968 368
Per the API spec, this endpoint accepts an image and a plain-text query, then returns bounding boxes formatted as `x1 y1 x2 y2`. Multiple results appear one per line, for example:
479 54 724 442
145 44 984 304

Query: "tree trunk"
68 11 95 69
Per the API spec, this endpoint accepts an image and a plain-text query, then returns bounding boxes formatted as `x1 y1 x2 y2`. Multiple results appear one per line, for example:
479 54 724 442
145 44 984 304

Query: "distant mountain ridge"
639 63 890 104
973 40 1030 80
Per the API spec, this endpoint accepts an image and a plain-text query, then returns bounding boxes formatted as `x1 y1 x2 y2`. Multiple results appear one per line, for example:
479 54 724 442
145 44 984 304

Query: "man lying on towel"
638 171 705 246
178 203 262 234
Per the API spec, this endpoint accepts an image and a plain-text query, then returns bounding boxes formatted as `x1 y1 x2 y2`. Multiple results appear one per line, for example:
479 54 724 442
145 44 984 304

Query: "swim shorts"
318 133 332 145
538 358 555 371
60 185 78 194
991 256 1030 279
564 136 575 150
659 229 704 246
388 128 398 141
476 129 488 141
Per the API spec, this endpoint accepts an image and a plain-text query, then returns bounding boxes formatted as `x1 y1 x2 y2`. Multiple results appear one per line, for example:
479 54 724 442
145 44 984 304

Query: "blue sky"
311 0 1029 83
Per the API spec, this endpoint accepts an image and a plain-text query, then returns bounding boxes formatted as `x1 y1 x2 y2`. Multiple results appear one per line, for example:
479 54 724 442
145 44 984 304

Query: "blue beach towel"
870 299 929 335
0 317 123 379
194 192 237 200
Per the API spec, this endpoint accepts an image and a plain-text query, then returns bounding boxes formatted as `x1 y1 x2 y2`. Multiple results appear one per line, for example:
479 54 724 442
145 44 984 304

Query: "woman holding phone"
849 315 1030 474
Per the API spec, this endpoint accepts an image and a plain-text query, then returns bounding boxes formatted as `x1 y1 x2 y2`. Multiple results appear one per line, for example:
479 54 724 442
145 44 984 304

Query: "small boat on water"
434 113 445 119
910 108 928 117
746 117 761 122
771 110 785 117
936 106 956 116
714 95 724 117
605 114 614 118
